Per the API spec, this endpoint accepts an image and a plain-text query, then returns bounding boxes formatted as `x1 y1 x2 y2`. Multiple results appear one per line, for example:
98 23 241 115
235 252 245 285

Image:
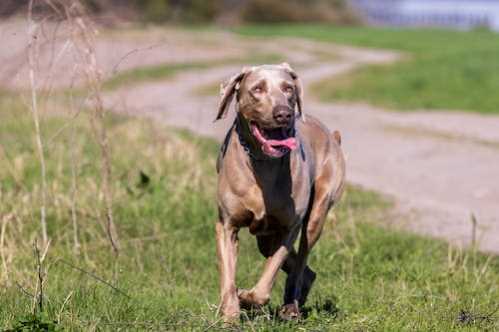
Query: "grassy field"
237 25 499 114
102 53 284 91
1 93 499 331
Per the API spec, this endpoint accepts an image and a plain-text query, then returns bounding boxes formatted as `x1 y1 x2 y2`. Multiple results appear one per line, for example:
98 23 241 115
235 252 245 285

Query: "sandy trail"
104 35 499 253
2 20 498 253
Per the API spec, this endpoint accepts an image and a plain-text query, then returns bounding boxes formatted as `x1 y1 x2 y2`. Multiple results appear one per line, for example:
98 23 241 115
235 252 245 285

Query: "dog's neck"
233 115 293 196
233 114 294 191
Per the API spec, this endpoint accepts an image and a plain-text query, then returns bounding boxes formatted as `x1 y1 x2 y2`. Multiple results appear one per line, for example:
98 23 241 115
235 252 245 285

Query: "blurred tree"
135 0 170 23
169 0 222 22
0 0 20 16
0 0 358 25
242 0 358 24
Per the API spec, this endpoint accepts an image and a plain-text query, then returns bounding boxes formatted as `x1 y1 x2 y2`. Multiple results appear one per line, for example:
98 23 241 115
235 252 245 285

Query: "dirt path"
104 32 499 253
2 19 498 253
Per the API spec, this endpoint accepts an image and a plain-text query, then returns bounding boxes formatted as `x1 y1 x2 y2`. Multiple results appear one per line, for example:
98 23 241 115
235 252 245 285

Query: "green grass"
236 25 499 114
191 80 222 96
1 95 499 331
102 53 285 90
103 62 208 90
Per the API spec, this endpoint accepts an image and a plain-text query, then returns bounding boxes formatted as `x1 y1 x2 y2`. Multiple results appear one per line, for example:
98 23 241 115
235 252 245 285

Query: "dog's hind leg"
216 221 240 322
281 173 336 319
281 250 317 307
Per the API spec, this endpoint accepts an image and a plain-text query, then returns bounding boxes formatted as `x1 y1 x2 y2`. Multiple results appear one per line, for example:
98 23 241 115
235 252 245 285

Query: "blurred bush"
134 0 171 23
242 0 359 24
0 0 359 25
134 0 222 23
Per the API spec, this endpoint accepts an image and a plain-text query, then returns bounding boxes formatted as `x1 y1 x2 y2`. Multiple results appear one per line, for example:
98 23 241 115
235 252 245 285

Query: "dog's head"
215 63 303 158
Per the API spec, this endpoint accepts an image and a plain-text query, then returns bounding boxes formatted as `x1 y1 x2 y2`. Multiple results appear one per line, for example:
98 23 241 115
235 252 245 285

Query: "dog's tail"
332 130 342 146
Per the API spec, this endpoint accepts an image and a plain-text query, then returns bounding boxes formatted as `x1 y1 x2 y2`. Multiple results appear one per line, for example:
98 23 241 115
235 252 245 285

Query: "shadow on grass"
241 297 341 324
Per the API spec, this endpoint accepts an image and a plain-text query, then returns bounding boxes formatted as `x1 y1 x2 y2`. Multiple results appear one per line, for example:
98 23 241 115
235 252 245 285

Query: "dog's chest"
241 181 308 235
242 166 311 228
219 140 313 231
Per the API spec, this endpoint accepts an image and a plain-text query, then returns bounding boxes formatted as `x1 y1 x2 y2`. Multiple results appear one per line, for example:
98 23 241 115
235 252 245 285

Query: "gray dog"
215 63 346 322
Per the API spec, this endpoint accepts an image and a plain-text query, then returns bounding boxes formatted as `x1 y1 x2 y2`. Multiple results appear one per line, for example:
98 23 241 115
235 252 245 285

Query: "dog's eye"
253 86 264 94
283 86 294 95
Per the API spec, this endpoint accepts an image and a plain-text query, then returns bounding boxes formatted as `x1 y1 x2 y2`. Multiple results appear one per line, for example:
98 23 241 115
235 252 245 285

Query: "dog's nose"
273 106 294 125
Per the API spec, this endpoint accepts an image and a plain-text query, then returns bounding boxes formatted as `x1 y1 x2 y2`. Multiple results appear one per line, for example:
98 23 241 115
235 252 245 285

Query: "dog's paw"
220 292 241 324
279 301 302 321
238 288 269 309
221 312 240 327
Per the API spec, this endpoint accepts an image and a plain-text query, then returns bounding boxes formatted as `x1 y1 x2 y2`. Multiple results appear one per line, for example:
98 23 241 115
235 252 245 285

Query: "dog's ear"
281 62 304 120
215 67 251 121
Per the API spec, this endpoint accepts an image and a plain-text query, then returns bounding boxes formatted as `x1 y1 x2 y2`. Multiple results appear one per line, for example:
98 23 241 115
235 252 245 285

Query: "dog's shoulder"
297 114 344 173
217 127 235 174
297 115 334 147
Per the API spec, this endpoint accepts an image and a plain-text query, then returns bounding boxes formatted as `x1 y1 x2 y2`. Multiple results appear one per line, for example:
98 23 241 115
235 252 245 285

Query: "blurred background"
1 1 499 330
0 0 359 25
3 0 499 29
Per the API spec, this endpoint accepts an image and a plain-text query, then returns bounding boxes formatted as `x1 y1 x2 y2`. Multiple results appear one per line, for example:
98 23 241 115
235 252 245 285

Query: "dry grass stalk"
471 213 477 251
32 239 50 314
68 86 81 253
57 259 130 298
0 214 12 281
64 1 120 254
27 0 49 246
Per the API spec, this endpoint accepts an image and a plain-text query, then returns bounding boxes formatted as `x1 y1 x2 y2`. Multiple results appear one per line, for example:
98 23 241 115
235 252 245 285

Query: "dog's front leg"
216 220 240 322
238 225 300 308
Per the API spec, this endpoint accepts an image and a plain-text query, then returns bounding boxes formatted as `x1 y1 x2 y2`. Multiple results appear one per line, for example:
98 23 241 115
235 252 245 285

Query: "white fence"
350 0 499 31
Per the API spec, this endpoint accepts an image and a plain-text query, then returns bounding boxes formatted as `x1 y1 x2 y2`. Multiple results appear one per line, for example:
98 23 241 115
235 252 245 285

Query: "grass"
191 80 222 97
102 53 285 91
103 61 210 90
1 94 499 331
236 25 499 114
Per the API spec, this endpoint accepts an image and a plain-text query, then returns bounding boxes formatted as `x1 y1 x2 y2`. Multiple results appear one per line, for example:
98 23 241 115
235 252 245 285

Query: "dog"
215 63 345 322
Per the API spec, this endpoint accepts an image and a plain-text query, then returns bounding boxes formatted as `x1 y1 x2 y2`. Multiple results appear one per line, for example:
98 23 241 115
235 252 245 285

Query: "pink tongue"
266 137 297 150
251 125 297 151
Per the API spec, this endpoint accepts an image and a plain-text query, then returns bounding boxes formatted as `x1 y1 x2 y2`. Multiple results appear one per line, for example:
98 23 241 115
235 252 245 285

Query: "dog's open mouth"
250 123 297 158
